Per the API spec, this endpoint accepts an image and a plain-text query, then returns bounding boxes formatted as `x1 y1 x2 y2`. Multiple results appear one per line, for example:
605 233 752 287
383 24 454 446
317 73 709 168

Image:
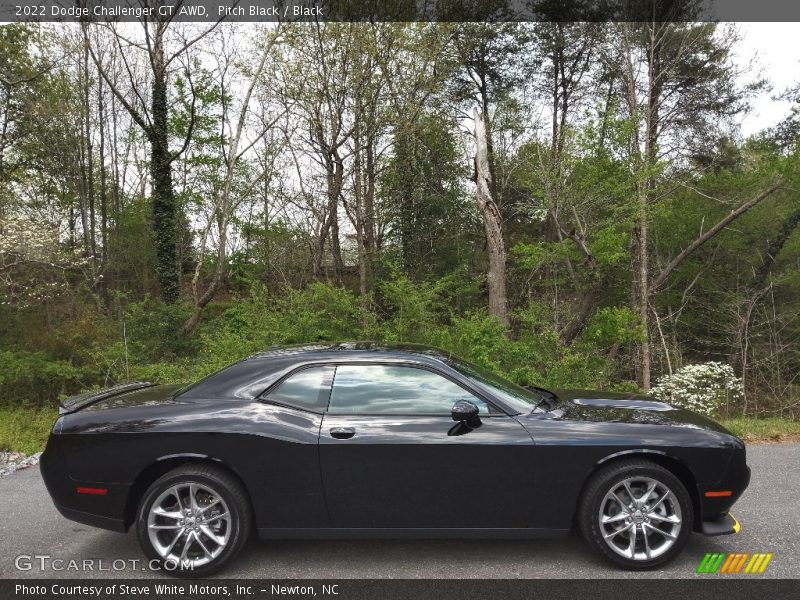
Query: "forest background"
2 14 800 451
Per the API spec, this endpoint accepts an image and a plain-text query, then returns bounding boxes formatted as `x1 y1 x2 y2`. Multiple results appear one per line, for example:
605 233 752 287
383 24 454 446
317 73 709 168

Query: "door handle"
330 427 355 440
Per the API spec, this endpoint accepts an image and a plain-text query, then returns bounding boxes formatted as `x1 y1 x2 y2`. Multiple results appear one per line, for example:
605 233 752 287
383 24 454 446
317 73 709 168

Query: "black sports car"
40 343 750 576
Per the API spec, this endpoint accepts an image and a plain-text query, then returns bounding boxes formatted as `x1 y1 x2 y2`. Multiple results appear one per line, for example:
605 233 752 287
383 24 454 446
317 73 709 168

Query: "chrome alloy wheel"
598 476 682 561
146 482 231 568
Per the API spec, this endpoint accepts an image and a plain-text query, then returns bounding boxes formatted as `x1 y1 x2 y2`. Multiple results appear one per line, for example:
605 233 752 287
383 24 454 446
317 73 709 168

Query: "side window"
328 365 490 415
263 366 334 412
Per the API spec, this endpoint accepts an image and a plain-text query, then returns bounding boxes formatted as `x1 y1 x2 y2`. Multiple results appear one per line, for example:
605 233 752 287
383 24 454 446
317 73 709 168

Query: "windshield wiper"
532 397 550 412
527 386 559 413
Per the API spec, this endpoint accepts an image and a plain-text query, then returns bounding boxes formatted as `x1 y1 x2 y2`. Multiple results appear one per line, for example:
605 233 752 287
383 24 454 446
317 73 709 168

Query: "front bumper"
701 512 741 536
699 458 750 521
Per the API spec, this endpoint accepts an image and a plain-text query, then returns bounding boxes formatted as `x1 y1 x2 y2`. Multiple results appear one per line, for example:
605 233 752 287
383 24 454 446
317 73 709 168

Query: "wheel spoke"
163 528 185 557
649 491 670 512
601 512 628 524
189 484 199 512
627 522 637 557
199 524 226 546
648 512 680 524
622 481 635 506
611 491 629 510
197 497 221 516
644 522 676 540
642 525 652 559
149 523 182 530
603 523 632 540
640 481 658 505
194 531 214 559
180 531 193 561
173 486 186 512
203 511 229 524
152 507 182 521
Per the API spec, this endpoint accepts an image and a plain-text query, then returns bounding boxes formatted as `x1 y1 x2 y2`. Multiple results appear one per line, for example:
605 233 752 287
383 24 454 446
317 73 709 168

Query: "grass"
0 405 58 455
0 406 798 455
720 417 800 443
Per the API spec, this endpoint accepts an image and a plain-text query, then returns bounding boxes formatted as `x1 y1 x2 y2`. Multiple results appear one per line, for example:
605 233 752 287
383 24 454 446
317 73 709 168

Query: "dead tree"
474 108 507 324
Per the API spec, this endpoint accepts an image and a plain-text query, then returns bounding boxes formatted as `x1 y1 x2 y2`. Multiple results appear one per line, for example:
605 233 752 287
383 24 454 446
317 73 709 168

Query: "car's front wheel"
579 459 693 569
136 464 251 577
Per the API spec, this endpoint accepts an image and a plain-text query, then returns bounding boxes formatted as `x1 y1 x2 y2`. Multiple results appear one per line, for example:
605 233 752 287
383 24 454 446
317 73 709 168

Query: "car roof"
179 342 461 401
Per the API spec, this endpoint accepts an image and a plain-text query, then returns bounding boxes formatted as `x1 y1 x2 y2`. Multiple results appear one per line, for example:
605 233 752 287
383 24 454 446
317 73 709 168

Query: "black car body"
40 343 750 573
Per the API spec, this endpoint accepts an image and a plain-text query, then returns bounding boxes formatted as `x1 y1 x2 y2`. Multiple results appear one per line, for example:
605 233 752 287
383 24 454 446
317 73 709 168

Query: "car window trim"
257 364 335 415
325 361 506 417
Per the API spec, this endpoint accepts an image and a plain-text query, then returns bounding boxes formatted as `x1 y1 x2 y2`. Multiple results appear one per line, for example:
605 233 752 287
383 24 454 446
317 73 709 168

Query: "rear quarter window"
262 366 334 412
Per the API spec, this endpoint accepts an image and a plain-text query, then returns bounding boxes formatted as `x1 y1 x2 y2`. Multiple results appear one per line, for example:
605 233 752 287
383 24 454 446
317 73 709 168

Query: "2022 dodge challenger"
41 343 750 576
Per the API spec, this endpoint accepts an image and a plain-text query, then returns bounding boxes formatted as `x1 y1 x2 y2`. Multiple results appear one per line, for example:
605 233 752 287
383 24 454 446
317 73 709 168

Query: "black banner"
4 579 800 600
3 0 800 23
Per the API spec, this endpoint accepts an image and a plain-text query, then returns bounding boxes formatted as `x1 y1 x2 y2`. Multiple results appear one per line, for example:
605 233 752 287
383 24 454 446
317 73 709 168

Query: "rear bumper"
41 435 131 534
701 512 741 536
53 502 127 533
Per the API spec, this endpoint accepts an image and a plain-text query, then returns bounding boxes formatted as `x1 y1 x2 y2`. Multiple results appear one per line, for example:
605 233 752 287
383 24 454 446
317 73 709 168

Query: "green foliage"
1 22 798 424
0 350 84 406
720 417 800 442
121 298 198 362
589 226 629 269
381 114 476 278
379 274 438 342
0 405 57 454
429 312 512 373
511 240 576 272
191 283 375 374
584 307 643 347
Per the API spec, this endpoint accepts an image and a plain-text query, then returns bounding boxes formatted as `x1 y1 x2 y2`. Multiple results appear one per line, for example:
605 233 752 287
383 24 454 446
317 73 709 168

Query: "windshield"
444 357 549 414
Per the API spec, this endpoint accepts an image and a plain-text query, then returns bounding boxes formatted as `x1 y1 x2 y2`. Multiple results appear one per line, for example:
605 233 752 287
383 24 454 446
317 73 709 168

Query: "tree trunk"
633 190 651 390
474 108 507 324
353 114 367 296
753 198 798 288
82 38 96 269
98 69 108 299
323 156 344 285
150 39 179 304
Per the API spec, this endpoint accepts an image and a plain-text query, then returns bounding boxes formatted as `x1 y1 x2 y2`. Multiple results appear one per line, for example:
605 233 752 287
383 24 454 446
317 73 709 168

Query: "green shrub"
0 405 58 453
0 350 85 407
120 298 199 361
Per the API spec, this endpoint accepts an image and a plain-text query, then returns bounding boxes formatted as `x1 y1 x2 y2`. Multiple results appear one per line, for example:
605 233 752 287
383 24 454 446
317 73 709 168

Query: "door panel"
319 414 536 528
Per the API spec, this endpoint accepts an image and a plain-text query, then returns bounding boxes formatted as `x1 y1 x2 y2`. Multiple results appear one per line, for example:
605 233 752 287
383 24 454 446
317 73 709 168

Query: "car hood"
546 388 733 435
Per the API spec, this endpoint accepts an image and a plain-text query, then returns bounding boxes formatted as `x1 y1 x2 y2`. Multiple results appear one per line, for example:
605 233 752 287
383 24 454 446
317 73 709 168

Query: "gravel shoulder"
0 451 42 479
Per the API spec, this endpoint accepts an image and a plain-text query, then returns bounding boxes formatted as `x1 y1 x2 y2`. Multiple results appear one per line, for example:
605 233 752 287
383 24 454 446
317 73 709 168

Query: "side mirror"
451 399 479 422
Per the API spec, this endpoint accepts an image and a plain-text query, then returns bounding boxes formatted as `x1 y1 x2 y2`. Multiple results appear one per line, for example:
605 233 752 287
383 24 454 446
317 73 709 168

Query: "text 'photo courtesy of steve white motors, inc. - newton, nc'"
13 583 338 597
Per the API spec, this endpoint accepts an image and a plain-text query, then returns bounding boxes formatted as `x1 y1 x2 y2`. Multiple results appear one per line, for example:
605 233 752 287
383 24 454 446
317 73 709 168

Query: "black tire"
136 463 252 577
578 459 693 570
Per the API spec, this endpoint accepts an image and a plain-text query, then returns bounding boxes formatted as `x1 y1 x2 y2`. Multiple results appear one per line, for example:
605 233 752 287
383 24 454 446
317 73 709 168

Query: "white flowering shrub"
0 216 87 305
650 362 744 417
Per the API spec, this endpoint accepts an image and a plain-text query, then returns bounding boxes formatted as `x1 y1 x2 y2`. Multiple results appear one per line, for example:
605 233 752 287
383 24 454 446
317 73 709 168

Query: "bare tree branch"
650 180 783 294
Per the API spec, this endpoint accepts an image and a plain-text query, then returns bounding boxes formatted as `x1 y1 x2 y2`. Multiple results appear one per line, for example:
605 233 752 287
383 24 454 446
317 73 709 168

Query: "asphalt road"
1 444 797 579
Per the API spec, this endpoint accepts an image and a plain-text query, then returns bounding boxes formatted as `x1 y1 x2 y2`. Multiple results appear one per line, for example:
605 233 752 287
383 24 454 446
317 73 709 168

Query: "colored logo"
696 552 773 574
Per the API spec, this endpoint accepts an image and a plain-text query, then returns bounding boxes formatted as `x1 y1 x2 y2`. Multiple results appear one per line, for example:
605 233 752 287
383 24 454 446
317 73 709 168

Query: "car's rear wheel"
136 464 251 577
579 459 693 569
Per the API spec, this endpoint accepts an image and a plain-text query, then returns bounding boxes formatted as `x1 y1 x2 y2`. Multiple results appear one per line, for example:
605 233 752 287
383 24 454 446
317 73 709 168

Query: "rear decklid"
59 382 155 414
